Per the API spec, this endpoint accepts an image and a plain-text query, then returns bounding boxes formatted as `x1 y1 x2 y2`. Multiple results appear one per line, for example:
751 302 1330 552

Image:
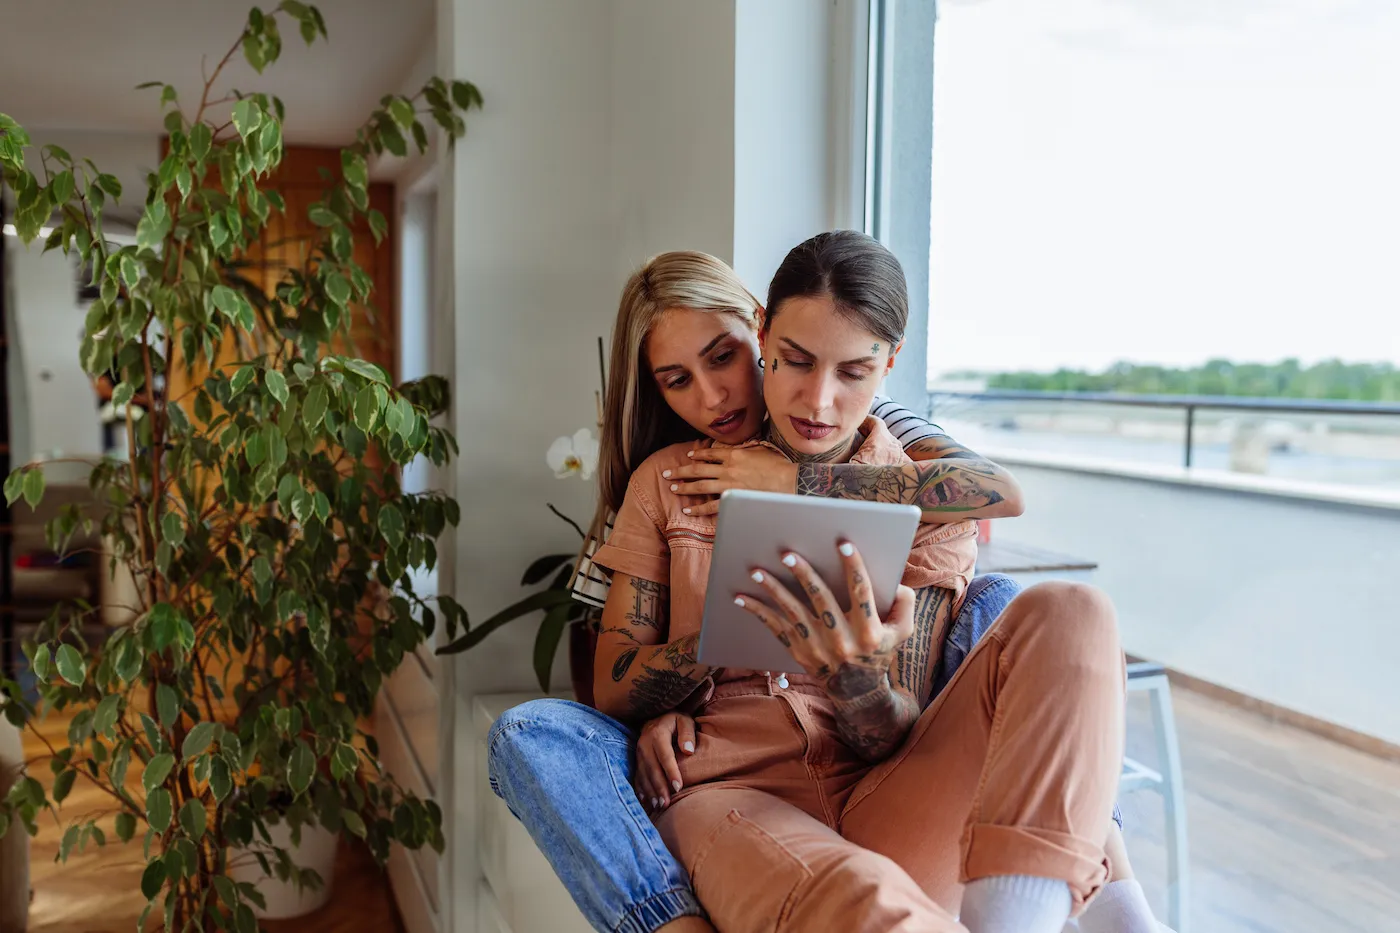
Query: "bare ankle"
658 917 717 933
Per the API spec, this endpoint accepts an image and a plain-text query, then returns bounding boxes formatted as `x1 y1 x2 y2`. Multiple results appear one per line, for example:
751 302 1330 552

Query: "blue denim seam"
601 733 681 887
612 888 705 933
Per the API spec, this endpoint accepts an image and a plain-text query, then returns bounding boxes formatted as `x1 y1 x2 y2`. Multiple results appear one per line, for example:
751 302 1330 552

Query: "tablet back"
696 490 920 672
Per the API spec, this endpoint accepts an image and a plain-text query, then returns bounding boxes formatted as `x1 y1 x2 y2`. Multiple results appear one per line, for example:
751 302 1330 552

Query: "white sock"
960 875 1072 933
1075 879 1167 933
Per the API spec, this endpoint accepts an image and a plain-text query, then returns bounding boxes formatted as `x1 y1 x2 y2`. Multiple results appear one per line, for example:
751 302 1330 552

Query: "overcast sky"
927 0 1400 377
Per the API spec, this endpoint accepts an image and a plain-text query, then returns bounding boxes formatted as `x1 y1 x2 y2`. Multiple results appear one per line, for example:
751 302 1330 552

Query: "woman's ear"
884 340 904 377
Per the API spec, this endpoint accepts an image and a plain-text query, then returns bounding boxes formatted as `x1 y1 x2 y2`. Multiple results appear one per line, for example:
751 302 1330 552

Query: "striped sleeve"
570 517 614 609
870 395 946 449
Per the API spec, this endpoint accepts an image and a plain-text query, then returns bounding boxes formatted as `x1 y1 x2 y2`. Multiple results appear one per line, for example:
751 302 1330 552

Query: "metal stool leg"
1148 676 1190 933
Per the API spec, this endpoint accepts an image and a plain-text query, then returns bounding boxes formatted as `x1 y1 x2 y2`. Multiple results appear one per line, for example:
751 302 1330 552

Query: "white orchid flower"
547 428 600 480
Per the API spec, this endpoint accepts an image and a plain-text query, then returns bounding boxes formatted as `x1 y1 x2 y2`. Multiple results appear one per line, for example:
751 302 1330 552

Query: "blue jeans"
487 574 1029 932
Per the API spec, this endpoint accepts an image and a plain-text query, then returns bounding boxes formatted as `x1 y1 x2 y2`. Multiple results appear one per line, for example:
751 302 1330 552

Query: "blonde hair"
586 251 762 548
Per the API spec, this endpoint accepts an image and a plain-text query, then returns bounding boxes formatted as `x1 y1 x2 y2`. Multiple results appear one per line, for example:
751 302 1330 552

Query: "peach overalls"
594 418 1125 933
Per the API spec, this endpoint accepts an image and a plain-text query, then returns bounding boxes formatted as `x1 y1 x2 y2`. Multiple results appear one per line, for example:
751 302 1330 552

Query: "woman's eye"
839 369 870 382
665 375 690 390
712 350 734 365
782 358 813 370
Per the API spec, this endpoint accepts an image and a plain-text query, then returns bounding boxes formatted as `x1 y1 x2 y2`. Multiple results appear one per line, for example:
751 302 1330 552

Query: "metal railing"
928 389 1400 469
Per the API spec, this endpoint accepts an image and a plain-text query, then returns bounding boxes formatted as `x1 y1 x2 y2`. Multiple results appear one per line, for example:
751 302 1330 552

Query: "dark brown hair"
762 230 907 348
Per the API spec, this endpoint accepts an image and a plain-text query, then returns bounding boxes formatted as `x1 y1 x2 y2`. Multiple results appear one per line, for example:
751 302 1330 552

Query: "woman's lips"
789 416 836 441
710 409 746 435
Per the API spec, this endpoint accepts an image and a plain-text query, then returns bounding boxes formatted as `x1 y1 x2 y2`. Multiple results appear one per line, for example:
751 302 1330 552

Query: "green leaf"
331 744 358 782
353 384 379 431
210 757 233 802
52 768 78 804
389 97 416 129
179 799 206 840
119 254 140 287
150 605 179 653
324 271 350 307
521 553 573 586
302 383 328 428
378 503 405 549
211 285 249 325
156 683 179 728
313 491 331 523
110 743 131 790
59 823 81 861
367 209 388 244
147 787 173 833
231 100 261 139
55 643 86 686
96 173 122 199
141 857 167 901
230 365 255 398
111 382 135 409
533 603 572 692
341 811 366 838
143 753 175 794
288 741 315 797
436 589 576 655
308 203 337 227
22 467 45 507
32 643 51 682
161 511 186 547
190 122 212 161
264 369 289 406
451 80 483 110
135 199 170 253
115 811 137 843
341 150 368 188
182 721 217 761
93 694 123 737
51 169 75 204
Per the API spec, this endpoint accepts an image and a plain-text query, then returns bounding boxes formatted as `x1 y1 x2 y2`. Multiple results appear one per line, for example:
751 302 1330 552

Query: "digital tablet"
696 490 921 672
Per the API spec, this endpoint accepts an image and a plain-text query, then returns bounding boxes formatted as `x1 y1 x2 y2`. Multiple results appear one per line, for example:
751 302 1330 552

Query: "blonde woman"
489 244 1164 933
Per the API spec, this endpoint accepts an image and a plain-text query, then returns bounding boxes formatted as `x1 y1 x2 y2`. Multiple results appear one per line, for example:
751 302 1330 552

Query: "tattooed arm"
592 572 716 723
826 586 952 760
797 435 1025 524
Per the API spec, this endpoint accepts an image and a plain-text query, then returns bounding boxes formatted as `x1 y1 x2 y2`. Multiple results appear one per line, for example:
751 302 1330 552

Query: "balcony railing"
927 389 1400 476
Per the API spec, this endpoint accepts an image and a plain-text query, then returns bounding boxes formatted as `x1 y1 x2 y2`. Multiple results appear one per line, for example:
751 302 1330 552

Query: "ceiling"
0 0 436 146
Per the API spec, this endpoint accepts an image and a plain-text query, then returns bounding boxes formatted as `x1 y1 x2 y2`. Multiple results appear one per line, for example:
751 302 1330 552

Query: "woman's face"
759 295 899 457
645 308 766 442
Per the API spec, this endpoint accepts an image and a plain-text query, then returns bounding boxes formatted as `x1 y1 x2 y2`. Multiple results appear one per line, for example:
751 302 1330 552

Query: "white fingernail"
663 469 672 478
672 780 682 792
687 450 694 457
734 596 746 607
781 553 797 567
670 483 679 492
683 742 694 753
683 507 692 515
839 542 855 557
750 571 764 584
652 797 659 808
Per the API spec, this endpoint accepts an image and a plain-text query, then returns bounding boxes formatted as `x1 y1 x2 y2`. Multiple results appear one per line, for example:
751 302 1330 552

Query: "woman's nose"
697 374 727 410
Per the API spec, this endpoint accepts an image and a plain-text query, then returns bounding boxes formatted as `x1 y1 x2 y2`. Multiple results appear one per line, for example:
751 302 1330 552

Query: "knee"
488 699 622 774
1006 581 1121 665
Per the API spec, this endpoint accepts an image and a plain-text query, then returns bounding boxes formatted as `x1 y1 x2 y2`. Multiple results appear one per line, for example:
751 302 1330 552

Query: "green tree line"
968 359 1400 401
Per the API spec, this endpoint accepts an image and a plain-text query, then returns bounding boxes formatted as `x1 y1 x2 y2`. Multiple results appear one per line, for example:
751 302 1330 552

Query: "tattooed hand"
660 446 799 517
734 542 920 760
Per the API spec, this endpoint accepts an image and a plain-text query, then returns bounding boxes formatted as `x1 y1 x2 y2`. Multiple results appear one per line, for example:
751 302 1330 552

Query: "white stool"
1121 661 1189 933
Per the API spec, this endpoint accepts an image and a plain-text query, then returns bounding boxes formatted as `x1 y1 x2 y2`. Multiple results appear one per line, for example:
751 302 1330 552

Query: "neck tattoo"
764 420 863 464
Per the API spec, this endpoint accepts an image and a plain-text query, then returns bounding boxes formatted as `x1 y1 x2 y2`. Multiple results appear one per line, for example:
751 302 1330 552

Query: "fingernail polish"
687 450 694 458
781 553 797 568
663 469 672 478
839 542 855 557
734 596 746 607
683 742 694 753
652 797 659 809
670 483 679 492
672 780 682 792
683 507 692 515
750 571 764 584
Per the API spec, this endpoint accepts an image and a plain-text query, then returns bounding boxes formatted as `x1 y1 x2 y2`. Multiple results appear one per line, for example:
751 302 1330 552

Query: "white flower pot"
227 822 338 919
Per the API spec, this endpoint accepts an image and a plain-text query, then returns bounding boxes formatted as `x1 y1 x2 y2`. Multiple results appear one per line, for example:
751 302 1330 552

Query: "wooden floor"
13 685 1400 933
1122 687 1400 933
18 711 404 933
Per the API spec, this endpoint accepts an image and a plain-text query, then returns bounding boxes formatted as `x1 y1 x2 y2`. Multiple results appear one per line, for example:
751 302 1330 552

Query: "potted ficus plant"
0 3 481 929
